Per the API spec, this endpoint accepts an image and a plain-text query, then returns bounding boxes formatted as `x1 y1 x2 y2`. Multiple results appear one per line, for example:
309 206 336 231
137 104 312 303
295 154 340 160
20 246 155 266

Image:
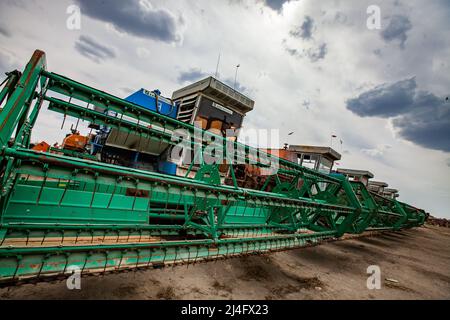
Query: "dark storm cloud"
347 78 416 117
264 0 289 11
177 68 208 84
290 16 314 40
392 92 450 152
346 78 450 152
381 15 412 49
75 0 181 43
74 35 116 63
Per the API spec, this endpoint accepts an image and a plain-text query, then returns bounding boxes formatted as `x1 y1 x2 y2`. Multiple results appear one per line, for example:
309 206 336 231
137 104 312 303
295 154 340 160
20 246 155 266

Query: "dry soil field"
1 225 449 300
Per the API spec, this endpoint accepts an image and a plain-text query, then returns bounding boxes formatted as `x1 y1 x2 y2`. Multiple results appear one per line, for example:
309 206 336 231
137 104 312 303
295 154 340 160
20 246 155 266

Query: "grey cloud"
392 92 450 152
0 0 27 9
285 43 327 63
121 87 134 96
381 15 412 49
347 78 450 152
264 0 289 11
290 16 314 40
361 144 391 158
75 0 182 43
347 78 416 117
223 77 247 94
177 68 208 84
302 100 311 110
0 25 11 37
447 158 450 167
306 43 327 62
0 53 9 76
334 12 348 24
0 51 18 76
285 47 298 57
75 35 116 63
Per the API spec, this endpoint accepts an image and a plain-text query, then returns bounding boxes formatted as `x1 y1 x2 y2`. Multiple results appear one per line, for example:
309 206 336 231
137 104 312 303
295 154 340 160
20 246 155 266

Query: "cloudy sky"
0 0 449 218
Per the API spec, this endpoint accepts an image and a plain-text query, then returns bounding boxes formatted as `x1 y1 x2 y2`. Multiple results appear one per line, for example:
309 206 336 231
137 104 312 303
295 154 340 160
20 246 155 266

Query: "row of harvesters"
0 50 427 286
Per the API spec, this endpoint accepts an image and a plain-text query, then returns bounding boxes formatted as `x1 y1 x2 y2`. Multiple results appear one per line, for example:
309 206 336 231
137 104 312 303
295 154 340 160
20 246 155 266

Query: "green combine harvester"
0 50 427 286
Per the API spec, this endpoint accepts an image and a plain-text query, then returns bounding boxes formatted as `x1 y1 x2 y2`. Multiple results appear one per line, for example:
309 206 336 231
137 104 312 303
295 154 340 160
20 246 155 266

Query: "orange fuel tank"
31 141 50 152
62 132 89 152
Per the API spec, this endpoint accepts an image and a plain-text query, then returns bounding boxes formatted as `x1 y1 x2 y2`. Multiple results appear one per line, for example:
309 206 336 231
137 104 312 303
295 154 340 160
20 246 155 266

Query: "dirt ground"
1 225 449 300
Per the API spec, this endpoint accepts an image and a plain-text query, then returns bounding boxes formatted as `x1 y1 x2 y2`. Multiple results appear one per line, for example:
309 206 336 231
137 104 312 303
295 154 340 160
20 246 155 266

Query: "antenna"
233 64 240 90
214 53 221 79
